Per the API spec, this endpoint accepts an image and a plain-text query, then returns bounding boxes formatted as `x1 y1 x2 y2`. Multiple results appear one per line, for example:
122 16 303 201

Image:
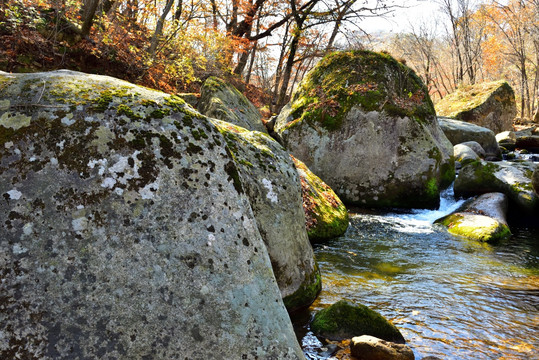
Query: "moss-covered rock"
292 156 349 241
198 76 267 133
311 300 405 343
454 160 538 213
212 119 321 311
435 192 511 243
0 70 305 359
435 80 516 134
439 117 501 159
532 168 539 196
275 51 454 209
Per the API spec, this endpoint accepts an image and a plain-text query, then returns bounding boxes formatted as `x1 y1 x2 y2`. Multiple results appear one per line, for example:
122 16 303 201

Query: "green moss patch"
286 50 435 131
311 300 405 343
282 263 322 312
436 213 511 243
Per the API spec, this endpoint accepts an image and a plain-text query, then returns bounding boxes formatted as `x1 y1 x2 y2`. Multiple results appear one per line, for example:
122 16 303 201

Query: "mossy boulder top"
198 76 267 133
454 160 538 213
292 156 349 241
211 119 320 311
439 117 501 159
311 300 405 343
436 192 511 243
275 50 454 209
435 80 516 134
0 70 305 359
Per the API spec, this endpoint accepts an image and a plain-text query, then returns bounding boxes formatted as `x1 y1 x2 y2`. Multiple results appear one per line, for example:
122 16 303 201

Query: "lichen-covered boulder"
0 70 305 359
311 300 405 343
211 119 320 311
292 156 348 241
454 160 538 213
439 117 501 159
350 335 415 360
275 50 454 209
454 144 480 166
459 141 486 158
435 80 516 134
435 193 511 242
198 76 267 133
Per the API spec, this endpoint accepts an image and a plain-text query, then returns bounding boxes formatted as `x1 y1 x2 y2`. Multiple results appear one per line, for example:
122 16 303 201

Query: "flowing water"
294 188 539 359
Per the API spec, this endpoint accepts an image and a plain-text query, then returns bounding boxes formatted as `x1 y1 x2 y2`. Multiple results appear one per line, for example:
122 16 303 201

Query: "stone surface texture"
292 156 349 241
439 117 501 158
350 335 415 360
435 80 516 133
459 141 486 158
454 144 480 165
0 70 305 359
454 160 538 213
211 119 321 311
198 76 267 133
275 50 454 209
436 192 511 242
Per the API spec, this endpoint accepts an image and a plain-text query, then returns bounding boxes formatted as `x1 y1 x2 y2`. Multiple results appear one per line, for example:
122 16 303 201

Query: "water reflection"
297 212 539 359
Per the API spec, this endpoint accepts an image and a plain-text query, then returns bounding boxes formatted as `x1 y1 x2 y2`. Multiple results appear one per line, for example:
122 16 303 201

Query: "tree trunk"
149 0 175 56
174 0 183 20
81 0 100 37
277 32 300 110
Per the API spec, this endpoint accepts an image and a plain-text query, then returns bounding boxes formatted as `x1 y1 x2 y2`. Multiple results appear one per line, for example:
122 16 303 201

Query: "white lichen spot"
139 180 160 199
114 188 124 196
61 113 75 126
72 217 88 232
0 112 32 130
76 204 85 210
56 140 66 150
101 177 117 188
49 157 58 166
29 156 37 162
207 233 215 246
7 189 22 200
4 141 13 149
0 99 10 110
262 178 278 203
88 158 108 175
23 223 33 236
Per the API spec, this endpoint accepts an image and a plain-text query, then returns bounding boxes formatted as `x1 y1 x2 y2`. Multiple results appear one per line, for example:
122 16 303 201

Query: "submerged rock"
311 300 405 343
436 192 511 242
198 76 267 133
292 156 349 241
275 50 454 209
435 80 516 133
350 335 415 360
0 70 305 359
439 117 501 159
211 119 321 311
454 160 538 213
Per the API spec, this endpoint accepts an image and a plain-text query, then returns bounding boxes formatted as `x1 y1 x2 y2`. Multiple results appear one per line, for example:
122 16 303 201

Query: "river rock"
211 119 321 311
0 70 305 359
459 141 486 158
435 80 516 134
292 156 349 241
515 135 539 152
532 168 539 196
350 335 415 360
275 50 454 209
454 160 538 213
454 144 480 165
496 131 516 151
439 117 501 158
436 192 511 242
311 300 405 343
198 76 267 133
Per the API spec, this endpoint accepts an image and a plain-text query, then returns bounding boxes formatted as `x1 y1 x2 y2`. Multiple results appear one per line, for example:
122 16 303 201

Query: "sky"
359 0 443 34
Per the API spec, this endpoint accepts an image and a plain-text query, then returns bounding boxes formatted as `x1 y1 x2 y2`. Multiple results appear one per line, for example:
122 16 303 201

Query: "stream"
294 187 539 359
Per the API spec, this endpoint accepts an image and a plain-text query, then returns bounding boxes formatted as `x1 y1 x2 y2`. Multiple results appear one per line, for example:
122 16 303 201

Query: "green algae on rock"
436 192 511 243
292 156 349 241
198 76 267 133
435 80 516 134
275 51 454 209
0 70 305 359
311 300 406 343
212 119 321 311
454 160 538 213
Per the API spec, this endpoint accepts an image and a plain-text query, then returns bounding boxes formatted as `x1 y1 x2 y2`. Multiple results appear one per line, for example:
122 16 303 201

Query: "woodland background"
1 0 538 119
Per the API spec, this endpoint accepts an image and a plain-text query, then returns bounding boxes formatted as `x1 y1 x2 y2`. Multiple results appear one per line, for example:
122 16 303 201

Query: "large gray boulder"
211 119 321 311
275 50 454 209
435 80 516 133
454 160 538 213
436 193 511 243
198 76 267 133
439 117 501 158
0 70 305 359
